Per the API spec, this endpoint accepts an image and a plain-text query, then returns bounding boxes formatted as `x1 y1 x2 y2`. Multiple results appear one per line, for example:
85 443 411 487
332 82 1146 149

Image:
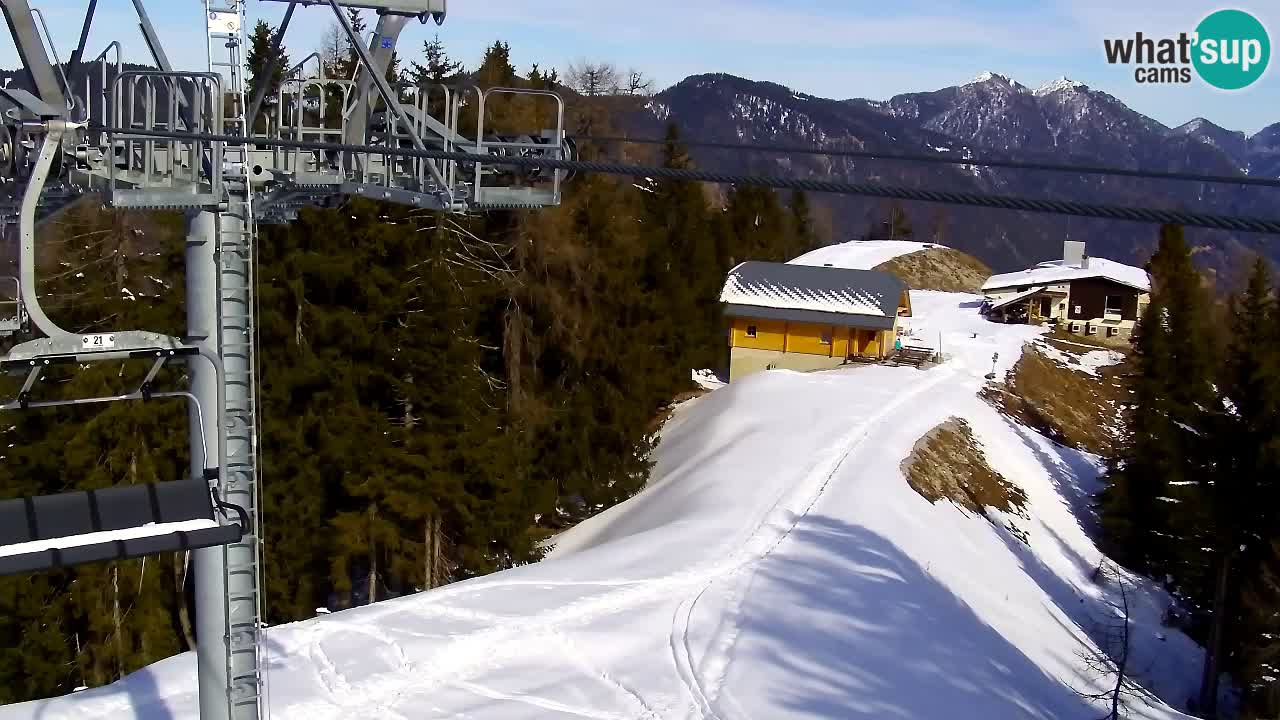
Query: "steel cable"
103 127 1280 235
572 134 1280 190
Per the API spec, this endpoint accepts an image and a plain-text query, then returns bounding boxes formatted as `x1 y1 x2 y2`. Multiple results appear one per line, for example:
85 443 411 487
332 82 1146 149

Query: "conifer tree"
788 190 816 260
1203 256 1280 714
1102 292 1176 574
724 185 792 263
1103 225 1216 584
639 123 719 375
1219 257 1279 550
246 20 290 132
1241 537 1280 715
408 34 463 88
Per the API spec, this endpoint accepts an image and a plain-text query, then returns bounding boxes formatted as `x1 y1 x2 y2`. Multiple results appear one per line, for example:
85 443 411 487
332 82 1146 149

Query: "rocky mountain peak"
966 71 1027 93
1168 117 1250 169
1033 77 1087 96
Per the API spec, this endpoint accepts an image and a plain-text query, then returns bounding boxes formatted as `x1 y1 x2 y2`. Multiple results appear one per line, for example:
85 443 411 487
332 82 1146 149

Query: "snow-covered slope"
1 293 1204 720
789 239 938 270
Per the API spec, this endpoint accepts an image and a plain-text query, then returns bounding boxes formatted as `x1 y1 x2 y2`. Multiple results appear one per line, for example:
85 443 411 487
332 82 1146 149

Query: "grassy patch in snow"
645 388 709 435
902 418 1027 529
982 343 1131 457
874 247 992 293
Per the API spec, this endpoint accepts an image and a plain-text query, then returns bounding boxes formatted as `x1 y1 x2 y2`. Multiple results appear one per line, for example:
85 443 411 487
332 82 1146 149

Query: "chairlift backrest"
0 477 243 576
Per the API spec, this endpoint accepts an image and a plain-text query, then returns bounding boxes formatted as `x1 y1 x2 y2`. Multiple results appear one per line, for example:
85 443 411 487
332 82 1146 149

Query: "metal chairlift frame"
0 275 24 334
1 0 570 715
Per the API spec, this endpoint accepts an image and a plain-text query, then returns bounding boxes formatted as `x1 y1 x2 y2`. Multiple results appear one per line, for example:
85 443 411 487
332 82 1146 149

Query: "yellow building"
720 261 912 381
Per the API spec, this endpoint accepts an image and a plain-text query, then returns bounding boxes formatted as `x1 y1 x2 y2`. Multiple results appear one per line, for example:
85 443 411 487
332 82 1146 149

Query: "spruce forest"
0 31 820 702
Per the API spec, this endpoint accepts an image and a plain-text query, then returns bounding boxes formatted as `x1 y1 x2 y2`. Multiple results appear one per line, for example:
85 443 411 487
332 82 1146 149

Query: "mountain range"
4 64 1277 278
626 71 1280 277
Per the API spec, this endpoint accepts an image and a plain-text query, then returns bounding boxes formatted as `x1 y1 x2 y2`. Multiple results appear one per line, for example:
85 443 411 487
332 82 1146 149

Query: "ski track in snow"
547 628 663 720
306 621 414 719
449 678 626 720
667 367 959 720
286 366 958 719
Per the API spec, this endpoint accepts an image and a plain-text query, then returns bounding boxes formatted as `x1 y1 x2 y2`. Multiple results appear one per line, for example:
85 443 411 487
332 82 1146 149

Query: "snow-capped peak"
969 70 1011 85
1034 76 1087 96
964 71 1030 93
1171 117 1216 134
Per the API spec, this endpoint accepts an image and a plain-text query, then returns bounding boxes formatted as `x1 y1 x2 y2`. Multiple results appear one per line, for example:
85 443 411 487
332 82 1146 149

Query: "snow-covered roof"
721 261 906 323
989 286 1047 311
983 257 1150 293
789 240 940 270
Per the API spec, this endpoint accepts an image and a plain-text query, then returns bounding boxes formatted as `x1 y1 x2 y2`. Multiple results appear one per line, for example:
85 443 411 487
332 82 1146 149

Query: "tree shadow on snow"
31 656 178 720
121 664 176 720
30 634 295 720
734 515 1101 719
1002 415 1103 539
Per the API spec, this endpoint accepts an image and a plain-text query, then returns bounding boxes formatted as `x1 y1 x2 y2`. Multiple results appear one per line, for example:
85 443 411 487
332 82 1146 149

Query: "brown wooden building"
982 241 1150 344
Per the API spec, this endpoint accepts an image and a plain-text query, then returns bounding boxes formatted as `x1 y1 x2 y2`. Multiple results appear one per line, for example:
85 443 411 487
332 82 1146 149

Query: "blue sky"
4 0 1276 134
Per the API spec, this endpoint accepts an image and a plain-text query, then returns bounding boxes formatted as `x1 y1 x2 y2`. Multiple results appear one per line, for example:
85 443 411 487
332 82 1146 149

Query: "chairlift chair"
0 477 246 576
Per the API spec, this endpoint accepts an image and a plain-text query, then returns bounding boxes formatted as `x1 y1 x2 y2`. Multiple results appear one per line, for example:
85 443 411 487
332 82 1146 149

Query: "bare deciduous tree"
318 24 346 75
625 68 653 96
565 60 620 97
1078 561 1152 719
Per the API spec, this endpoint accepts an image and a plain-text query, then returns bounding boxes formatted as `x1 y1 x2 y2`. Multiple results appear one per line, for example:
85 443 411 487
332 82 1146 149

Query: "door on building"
851 329 869 357
855 329 877 356
1039 297 1052 318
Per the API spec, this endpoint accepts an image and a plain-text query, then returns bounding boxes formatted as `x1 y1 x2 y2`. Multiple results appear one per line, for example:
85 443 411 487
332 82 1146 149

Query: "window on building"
820 330 832 345
746 325 757 338
1105 295 1123 314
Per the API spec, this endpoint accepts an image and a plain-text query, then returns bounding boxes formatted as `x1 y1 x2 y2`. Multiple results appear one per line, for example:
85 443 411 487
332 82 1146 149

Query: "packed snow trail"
1 292 1204 720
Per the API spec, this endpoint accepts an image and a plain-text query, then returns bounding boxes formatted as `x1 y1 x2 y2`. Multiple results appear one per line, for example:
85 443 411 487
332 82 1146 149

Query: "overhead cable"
103 126 1280 235
572 134 1280 189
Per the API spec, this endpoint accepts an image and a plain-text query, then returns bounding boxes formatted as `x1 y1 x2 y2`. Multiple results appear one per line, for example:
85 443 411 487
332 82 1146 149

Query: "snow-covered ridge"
789 239 941 270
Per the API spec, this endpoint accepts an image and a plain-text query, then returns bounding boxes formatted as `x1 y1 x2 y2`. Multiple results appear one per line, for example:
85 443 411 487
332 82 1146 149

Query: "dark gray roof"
720 261 907 322
723 304 896 330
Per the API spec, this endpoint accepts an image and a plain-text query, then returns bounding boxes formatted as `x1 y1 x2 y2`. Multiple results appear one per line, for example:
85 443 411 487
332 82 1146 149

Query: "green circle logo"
1193 9 1270 90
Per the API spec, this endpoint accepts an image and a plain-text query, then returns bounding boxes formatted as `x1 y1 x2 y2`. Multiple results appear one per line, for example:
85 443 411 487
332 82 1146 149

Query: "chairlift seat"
0 478 243 576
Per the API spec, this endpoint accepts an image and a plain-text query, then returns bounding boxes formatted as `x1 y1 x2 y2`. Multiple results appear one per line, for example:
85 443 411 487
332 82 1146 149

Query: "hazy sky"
3 0 1276 134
